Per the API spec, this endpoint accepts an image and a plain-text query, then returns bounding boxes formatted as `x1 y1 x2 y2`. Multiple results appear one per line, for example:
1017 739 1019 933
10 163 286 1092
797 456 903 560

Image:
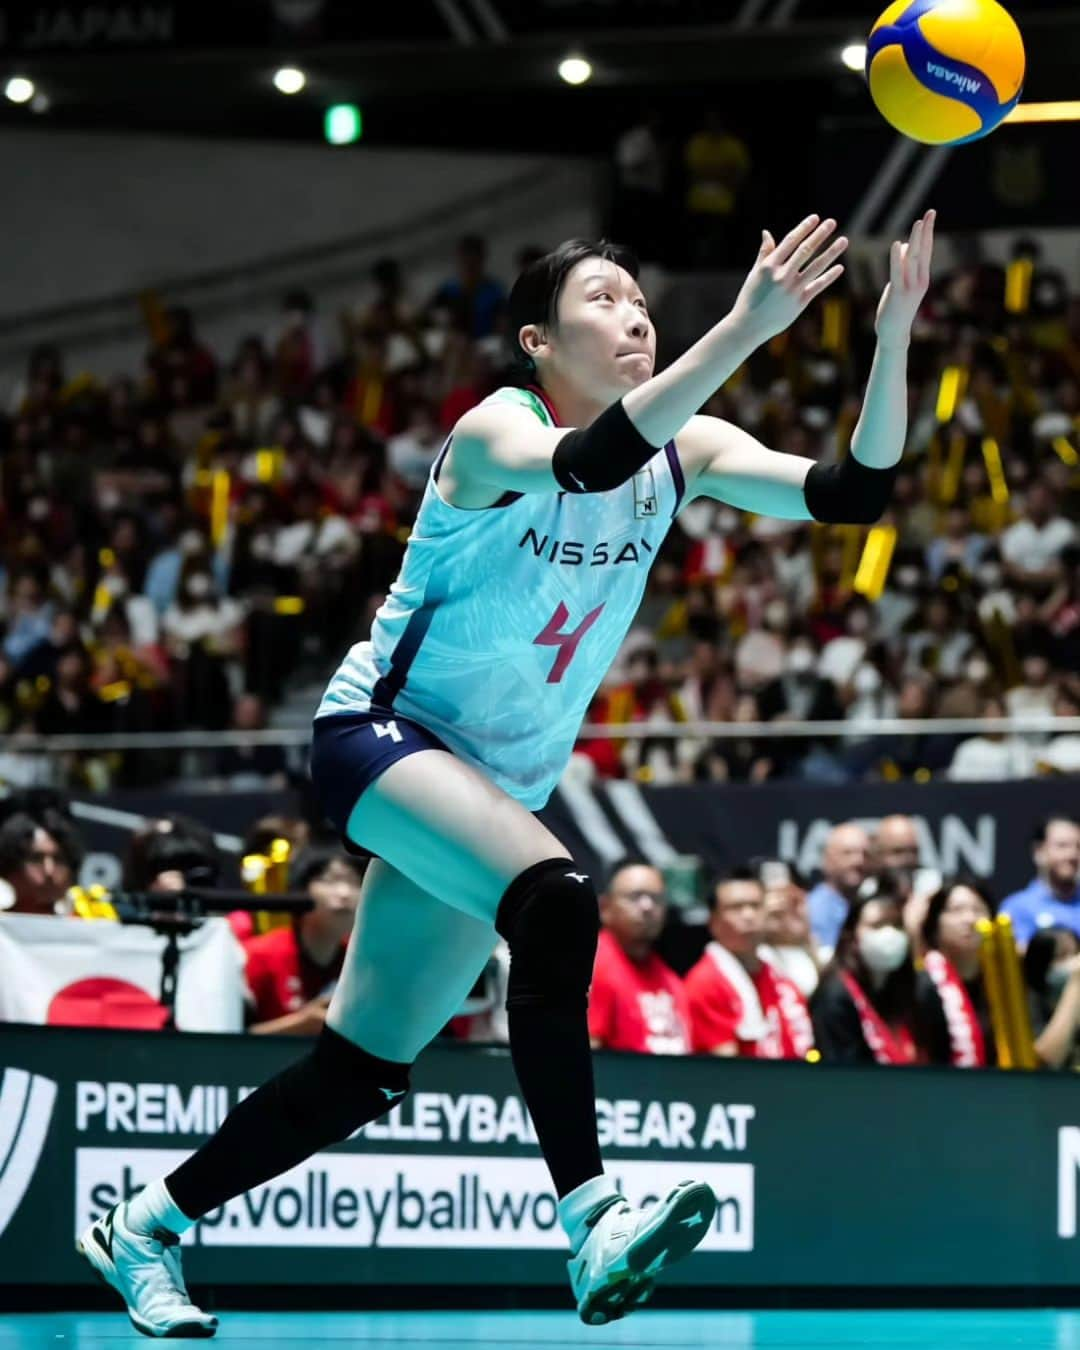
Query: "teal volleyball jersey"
316 385 685 808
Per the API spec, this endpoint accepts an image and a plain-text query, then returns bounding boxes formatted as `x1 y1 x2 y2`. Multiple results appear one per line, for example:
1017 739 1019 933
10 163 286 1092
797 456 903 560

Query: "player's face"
549 259 656 400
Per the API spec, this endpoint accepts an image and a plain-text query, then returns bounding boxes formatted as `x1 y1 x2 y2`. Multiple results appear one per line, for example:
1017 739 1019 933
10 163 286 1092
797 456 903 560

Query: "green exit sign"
325 104 362 145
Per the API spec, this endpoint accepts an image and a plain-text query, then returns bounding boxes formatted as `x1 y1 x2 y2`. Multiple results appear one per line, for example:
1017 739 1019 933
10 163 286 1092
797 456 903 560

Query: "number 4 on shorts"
373 720 403 743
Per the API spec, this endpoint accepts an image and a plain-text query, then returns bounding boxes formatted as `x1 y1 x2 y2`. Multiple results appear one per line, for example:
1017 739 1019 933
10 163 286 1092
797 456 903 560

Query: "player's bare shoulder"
441 396 564 505
439 401 534 508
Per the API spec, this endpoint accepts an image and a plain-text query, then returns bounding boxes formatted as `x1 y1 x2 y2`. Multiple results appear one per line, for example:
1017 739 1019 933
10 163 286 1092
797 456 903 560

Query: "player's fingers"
771 214 821 266
890 239 903 286
801 264 844 305
908 221 924 284
803 235 848 282
789 218 837 274
919 209 936 281
757 229 775 260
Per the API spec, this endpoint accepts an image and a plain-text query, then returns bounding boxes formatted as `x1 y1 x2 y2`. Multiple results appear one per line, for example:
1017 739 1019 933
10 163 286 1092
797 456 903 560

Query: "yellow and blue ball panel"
867 0 1025 145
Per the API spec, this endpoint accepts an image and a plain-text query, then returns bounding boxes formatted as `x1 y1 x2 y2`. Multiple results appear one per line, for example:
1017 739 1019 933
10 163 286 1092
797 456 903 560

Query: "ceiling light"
273 66 306 95
841 43 867 73
5 76 35 104
558 56 592 86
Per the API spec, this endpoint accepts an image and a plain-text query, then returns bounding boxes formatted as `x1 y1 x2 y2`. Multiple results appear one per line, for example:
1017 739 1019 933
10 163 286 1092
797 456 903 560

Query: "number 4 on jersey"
533 601 605 684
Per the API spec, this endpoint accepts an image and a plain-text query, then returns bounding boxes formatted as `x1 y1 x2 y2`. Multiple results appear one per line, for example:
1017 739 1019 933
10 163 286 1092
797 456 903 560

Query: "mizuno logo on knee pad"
566 872 588 883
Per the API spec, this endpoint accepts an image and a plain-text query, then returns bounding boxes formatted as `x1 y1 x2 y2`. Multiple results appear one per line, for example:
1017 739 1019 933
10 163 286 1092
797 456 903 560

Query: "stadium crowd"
0 790 1078 1071
0 229 1077 793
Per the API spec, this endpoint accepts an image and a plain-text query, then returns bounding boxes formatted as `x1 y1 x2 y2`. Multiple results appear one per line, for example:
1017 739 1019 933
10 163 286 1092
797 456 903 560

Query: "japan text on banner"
0 914 245 1031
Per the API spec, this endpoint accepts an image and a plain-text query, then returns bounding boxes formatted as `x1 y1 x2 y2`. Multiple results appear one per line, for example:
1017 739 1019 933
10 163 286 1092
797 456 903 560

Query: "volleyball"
866 0 1025 145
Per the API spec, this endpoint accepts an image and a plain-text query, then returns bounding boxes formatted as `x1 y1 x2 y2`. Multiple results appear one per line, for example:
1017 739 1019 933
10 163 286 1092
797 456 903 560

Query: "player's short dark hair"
508 238 639 374
603 855 662 894
1032 814 1080 847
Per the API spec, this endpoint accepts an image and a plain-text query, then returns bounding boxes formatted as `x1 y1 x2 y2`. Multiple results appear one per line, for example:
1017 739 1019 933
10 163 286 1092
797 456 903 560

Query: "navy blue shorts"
309 710 450 856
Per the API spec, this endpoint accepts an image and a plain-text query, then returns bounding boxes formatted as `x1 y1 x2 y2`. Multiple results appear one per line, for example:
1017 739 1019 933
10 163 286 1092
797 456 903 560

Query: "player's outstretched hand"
875 209 935 348
729 214 848 345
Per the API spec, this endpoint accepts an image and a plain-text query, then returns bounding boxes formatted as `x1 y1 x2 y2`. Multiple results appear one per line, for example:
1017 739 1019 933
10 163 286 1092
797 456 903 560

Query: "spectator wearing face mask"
758 632 841 725
1023 927 1080 1070
162 561 245 730
588 859 691 1055
144 526 227 616
913 878 996 1068
805 822 872 951
810 885 918 1065
684 869 815 1060
1001 815 1080 945
840 650 898 740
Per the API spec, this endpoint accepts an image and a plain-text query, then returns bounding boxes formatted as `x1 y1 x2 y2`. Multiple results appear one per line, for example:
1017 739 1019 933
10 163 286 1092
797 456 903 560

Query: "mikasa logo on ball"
926 62 982 96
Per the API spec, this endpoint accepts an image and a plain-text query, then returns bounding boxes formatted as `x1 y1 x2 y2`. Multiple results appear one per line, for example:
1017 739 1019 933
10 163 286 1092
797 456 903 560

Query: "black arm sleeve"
803 453 900 525
551 398 661 494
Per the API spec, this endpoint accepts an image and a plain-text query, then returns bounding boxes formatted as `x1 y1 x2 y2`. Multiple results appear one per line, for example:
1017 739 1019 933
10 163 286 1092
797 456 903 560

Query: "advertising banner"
55 774 1078 905
543 775 1079 899
1 1026 1078 1293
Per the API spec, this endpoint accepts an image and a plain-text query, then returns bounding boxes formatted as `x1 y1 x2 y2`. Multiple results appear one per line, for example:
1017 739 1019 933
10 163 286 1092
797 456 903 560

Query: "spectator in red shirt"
684 868 815 1060
244 848 364 1036
588 858 691 1055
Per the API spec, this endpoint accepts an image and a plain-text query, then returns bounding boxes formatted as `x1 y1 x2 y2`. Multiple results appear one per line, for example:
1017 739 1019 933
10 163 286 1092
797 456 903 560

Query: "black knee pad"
274 1024 412 1143
495 858 599 1013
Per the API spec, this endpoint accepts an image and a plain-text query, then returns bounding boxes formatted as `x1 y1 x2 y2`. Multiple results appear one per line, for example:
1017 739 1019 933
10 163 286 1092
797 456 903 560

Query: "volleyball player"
78 209 935 1336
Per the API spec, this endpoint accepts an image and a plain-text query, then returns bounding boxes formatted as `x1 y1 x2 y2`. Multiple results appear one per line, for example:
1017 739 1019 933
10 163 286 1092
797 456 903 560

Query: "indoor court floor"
3 1309 1080 1349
